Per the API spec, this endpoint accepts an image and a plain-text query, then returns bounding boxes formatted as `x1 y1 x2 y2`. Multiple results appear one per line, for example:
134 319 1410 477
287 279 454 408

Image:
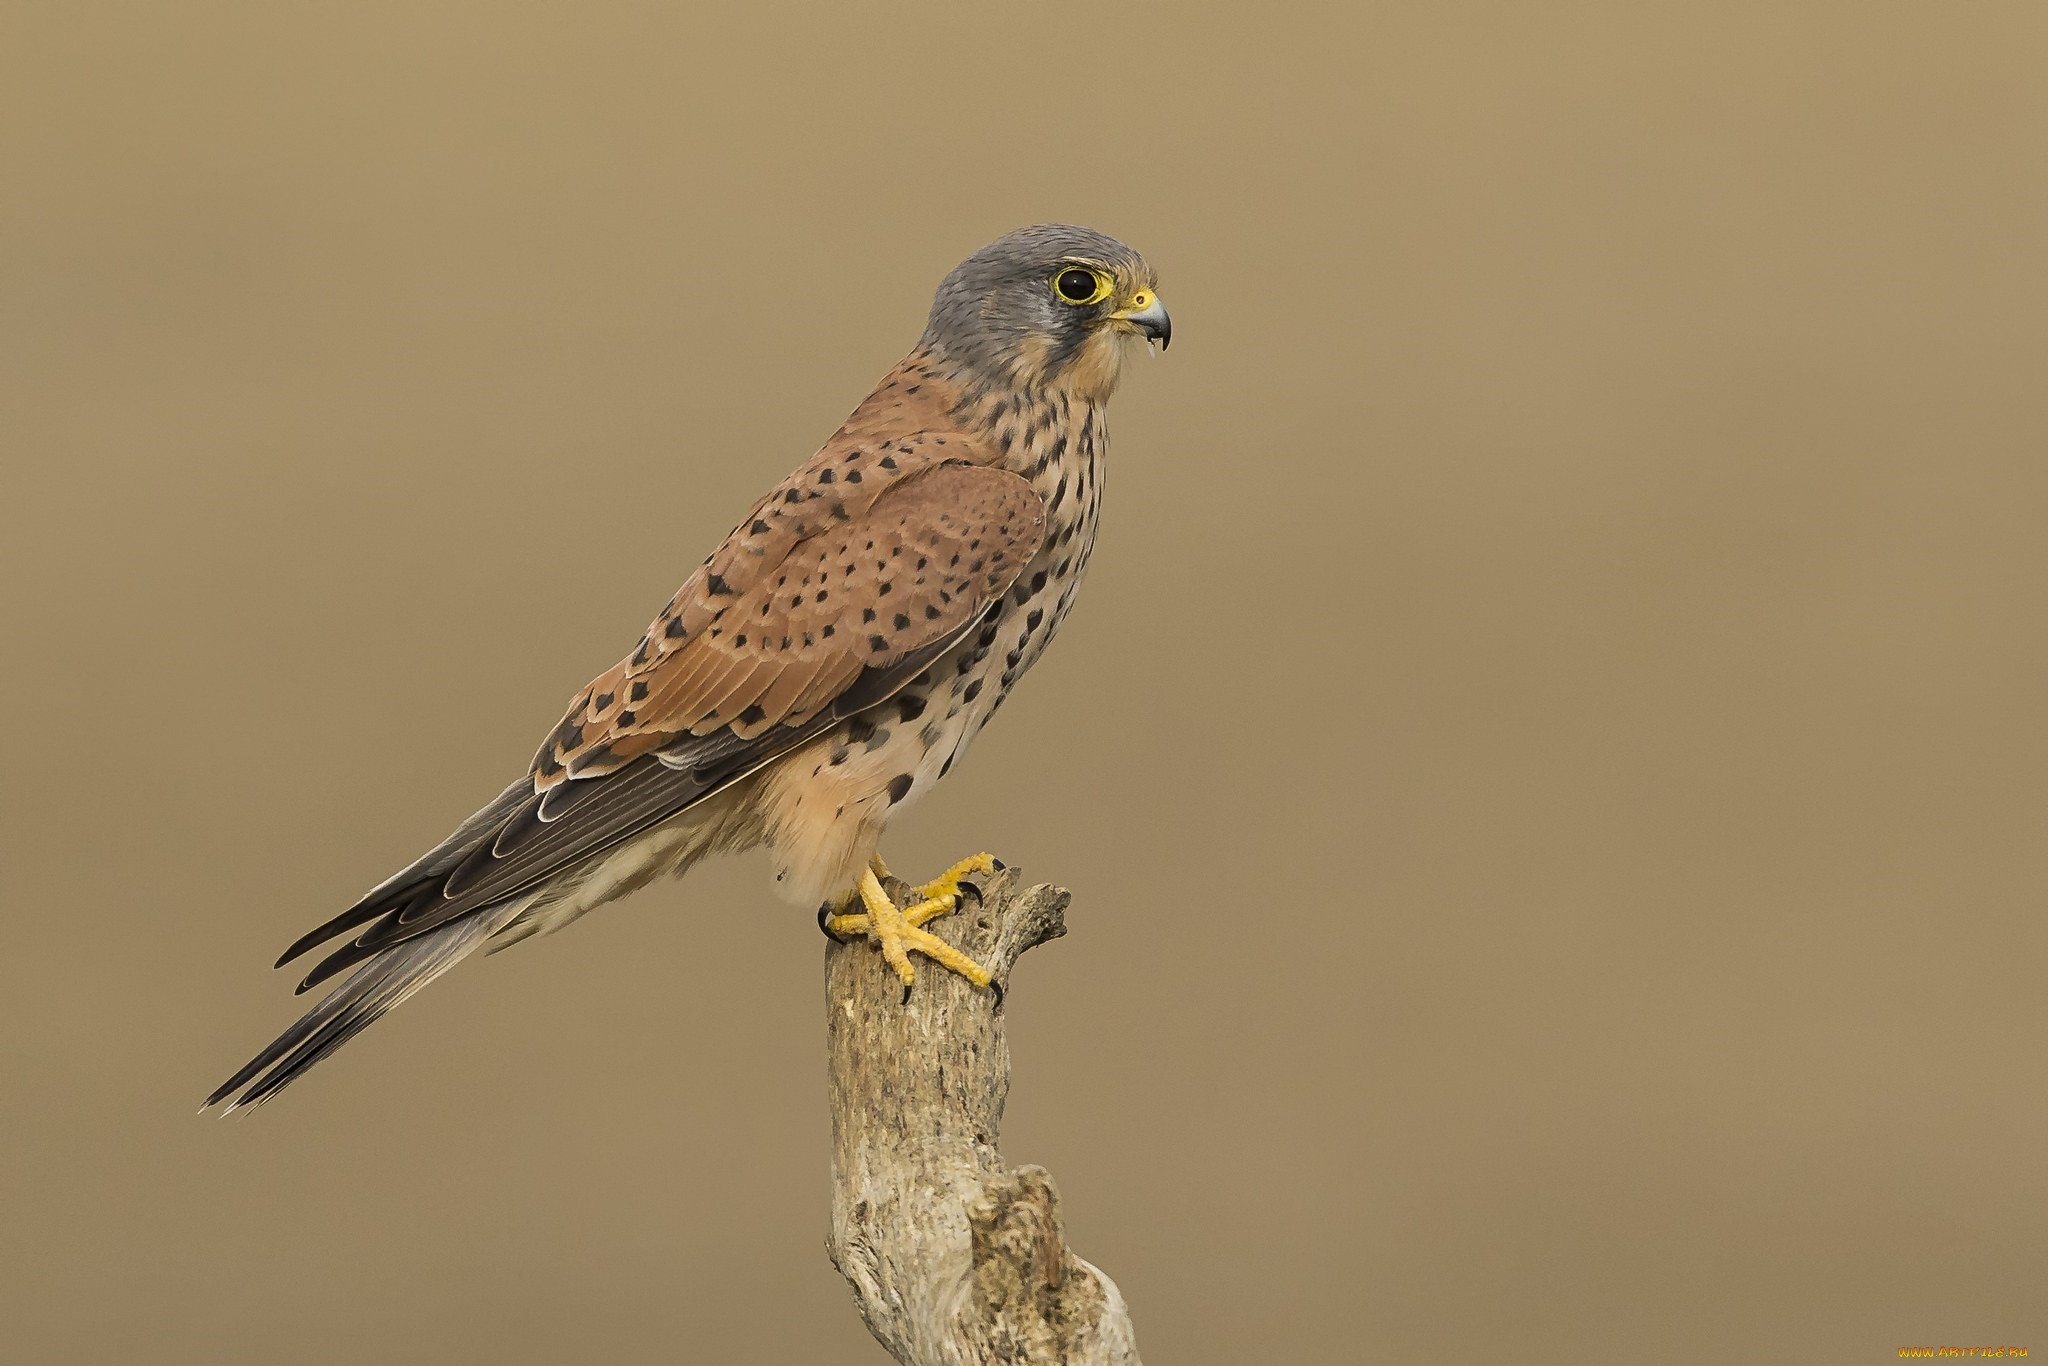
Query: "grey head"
920 223 1170 397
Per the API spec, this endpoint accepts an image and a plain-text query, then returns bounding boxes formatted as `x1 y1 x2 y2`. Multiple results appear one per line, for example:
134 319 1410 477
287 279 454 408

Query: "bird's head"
922 223 1169 402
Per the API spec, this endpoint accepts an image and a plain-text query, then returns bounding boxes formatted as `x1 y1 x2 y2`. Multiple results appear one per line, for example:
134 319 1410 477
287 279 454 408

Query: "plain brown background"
4 3 2044 1362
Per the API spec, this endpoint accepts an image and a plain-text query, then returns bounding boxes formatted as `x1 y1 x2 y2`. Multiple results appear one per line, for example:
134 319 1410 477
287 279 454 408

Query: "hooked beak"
1114 291 1172 351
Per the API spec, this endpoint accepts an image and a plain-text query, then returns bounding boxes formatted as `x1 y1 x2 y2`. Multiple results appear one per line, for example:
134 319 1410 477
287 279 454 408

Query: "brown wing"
277 451 1044 990
537 454 1044 783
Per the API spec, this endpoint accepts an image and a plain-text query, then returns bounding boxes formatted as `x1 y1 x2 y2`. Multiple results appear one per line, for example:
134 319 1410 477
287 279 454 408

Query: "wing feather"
533 452 1045 781
273 457 1041 983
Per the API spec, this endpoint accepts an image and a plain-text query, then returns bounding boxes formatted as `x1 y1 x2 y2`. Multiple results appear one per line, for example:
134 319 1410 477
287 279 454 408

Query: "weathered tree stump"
824 868 1141 1365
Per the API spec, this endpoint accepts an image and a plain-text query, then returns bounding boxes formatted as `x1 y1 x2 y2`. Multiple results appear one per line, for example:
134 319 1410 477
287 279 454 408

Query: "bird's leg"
821 860 996 1000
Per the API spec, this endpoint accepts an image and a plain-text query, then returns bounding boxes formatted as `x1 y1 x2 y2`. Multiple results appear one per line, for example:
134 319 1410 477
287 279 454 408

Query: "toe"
899 926 994 989
822 910 870 941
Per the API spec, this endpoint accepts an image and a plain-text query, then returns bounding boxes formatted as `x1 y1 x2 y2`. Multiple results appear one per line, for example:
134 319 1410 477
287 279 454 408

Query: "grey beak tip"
1126 298 1172 351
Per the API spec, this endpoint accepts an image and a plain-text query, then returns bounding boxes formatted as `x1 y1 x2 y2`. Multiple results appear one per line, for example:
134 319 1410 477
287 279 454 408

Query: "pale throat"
1051 329 1130 403
984 327 1131 405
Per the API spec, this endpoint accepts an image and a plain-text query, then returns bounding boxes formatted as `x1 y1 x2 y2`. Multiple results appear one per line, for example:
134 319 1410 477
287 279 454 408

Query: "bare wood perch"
824 868 1142 1365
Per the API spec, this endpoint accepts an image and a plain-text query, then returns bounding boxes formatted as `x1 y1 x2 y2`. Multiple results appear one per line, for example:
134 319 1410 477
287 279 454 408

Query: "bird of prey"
206 224 1170 1112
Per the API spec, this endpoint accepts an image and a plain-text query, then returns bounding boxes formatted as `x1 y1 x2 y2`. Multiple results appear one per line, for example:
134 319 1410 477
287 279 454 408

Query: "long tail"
203 900 524 1113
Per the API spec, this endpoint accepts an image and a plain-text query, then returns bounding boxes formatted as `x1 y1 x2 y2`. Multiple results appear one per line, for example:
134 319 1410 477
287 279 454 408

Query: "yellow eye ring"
1051 265 1114 306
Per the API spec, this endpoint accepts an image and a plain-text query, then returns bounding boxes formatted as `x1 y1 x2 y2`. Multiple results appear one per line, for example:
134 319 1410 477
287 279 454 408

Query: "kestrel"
206 225 1169 1111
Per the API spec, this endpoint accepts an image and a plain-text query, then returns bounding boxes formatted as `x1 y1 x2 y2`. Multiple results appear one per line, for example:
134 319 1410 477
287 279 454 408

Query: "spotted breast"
756 359 1108 909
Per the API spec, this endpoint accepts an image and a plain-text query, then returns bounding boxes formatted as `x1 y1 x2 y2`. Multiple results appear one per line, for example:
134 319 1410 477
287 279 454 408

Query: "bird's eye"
1052 266 1112 306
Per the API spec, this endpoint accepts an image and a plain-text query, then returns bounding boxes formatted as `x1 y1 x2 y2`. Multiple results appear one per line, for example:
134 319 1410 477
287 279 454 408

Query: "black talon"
957 880 984 909
990 857 1007 872
818 903 854 944
989 977 1006 1013
901 983 913 1006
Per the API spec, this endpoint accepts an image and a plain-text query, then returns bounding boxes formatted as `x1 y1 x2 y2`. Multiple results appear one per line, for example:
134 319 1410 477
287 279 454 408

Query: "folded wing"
271 453 1044 993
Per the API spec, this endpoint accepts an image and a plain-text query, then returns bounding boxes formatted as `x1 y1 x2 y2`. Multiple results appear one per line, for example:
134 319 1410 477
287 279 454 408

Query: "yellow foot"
820 858 1002 1003
906 851 1001 908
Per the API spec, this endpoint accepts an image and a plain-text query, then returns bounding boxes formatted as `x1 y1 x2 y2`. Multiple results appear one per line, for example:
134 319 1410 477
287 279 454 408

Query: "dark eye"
1052 267 1110 305
1055 269 1097 301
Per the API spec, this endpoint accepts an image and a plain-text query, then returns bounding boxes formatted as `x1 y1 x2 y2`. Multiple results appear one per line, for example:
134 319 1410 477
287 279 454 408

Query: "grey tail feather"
204 901 523 1114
